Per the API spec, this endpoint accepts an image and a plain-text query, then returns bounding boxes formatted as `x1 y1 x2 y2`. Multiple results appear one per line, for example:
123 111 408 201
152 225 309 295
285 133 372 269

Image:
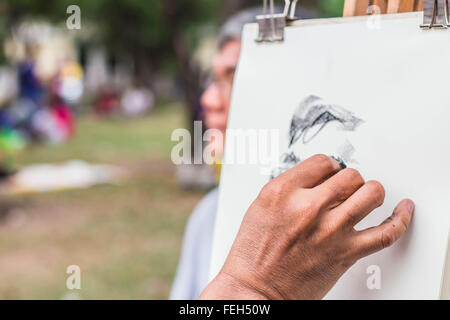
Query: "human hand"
200 154 414 300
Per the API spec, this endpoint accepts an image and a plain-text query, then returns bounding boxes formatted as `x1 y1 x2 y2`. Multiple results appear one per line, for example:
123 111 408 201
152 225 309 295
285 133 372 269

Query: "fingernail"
407 200 415 213
330 155 346 169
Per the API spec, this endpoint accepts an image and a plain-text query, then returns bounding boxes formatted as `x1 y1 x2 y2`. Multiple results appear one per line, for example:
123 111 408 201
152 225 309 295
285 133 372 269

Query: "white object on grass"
6 160 123 194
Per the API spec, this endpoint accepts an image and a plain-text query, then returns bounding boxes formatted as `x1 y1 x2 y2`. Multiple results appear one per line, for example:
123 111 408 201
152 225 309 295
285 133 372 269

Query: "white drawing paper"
209 12 450 299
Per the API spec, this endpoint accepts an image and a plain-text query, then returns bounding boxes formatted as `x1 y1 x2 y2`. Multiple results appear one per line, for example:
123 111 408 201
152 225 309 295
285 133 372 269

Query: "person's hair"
218 6 318 49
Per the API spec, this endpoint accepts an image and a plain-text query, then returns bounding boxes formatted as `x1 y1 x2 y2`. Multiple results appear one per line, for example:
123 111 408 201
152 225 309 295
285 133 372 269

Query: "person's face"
201 39 241 155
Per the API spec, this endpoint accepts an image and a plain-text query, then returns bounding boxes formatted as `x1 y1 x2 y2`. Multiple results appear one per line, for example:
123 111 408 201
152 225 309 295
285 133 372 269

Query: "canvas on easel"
209 1 450 299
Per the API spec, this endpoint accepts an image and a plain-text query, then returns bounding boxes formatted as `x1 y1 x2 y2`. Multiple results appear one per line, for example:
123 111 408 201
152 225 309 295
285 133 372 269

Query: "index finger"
278 154 342 189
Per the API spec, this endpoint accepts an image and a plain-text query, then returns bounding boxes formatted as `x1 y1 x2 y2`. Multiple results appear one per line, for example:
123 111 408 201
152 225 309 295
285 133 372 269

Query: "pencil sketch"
271 95 363 179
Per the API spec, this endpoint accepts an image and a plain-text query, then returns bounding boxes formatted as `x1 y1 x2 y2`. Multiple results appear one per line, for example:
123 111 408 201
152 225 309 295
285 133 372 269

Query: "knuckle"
398 215 410 234
300 198 320 215
291 191 320 215
342 207 359 226
327 169 364 204
259 181 285 202
313 154 335 172
380 229 396 249
344 168 363 183
310 225 332 246
324 183 346 203
366 180 386 205
290 199 319 232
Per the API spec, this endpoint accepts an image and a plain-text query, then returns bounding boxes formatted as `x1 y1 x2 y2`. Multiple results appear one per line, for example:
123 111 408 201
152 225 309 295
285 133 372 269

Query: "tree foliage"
0 0 345 68
0 0 345 121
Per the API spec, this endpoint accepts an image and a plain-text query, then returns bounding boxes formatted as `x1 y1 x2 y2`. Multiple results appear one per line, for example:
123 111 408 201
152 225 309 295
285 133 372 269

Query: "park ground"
0 103 205 299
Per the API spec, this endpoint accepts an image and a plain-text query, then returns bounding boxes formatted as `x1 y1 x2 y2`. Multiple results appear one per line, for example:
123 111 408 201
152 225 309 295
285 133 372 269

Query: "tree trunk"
162 0 204 161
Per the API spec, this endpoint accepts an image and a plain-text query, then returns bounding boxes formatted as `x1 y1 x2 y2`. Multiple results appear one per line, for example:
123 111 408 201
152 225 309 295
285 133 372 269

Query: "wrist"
199 271 271 300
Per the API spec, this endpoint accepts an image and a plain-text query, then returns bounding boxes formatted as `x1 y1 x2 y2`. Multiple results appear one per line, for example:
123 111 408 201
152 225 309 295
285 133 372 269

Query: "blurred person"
18 45 45 107
57 60 84 108
170 7 315 300
95 86 120 116
30 103 74 144
0 67 18 107
9 45 45 138
120 86 155 117
29 62 79 145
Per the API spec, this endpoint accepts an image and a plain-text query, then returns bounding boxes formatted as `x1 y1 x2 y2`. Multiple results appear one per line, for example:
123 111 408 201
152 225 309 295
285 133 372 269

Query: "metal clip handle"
256 0 285 42
256 0 301 43
284 0 299 21
421 0 450 29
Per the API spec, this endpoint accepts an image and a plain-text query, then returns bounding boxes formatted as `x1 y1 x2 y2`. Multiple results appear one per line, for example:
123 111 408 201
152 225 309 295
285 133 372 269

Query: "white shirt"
170 188 219 300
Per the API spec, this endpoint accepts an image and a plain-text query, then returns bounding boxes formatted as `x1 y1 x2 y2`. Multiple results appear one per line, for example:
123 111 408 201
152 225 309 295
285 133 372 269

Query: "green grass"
17 104 183 165
0 103 206 299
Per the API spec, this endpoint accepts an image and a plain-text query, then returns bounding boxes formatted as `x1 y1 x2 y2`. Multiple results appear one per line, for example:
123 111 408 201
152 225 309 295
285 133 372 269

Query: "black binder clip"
421 0 450 29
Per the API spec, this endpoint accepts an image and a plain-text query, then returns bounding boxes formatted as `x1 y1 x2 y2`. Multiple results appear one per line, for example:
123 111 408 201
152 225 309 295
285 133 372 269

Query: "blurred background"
0 0 344 299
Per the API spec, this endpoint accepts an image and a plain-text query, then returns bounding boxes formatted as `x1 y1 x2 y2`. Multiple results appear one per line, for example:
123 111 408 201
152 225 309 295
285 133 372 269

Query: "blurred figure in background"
1 21 83 147
18 45 45 107
170 7 315 300
31 59 82 144
95 86 120 116
120 85 155 117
